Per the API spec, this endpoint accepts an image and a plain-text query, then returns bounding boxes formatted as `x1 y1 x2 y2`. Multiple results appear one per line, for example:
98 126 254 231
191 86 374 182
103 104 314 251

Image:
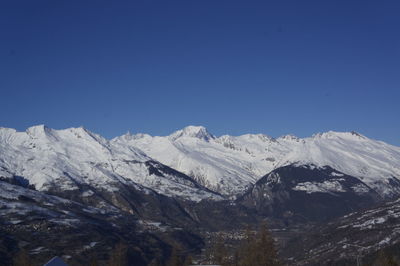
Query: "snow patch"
331 172 344 177
351 183 370 194
353 217 387 229
293 180 346 194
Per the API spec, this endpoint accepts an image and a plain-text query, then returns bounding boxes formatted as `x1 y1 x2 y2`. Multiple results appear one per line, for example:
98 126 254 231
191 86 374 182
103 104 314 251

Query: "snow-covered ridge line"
114 125 372 143
112 125 400 197
2 125 400 199
0 125 382 143
0 125 223 202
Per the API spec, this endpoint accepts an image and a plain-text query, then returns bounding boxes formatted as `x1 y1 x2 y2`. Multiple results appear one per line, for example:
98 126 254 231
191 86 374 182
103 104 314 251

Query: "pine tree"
166 246 181 266
13 248 32 266
213 233 229 266
232 249 240 266
373 250 399 266
237 222 280 266
238 226 257 266
257 221 280 266
108 242 128 266
183 255 193 266
148 258 162 266
89 256 98 266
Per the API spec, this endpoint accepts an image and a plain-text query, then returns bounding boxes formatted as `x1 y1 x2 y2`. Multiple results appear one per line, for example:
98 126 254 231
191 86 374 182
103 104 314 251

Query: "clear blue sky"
1 0 399 145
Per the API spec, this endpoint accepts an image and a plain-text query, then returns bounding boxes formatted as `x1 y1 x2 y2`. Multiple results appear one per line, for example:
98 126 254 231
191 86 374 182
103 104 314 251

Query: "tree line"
12 221 400 265
206 222 281 266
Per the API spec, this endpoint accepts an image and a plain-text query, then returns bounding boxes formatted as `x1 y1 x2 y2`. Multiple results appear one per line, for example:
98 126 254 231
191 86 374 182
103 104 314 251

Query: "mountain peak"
169 125 215 141
240 133 275 142
26 124 54 138
349 131 366 138
278 134 300 141
312 131 367 140
62 126 108 145
116 132 151 141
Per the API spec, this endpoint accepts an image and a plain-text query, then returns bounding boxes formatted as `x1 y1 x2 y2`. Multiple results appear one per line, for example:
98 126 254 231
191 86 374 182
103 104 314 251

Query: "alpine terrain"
1 125 400 265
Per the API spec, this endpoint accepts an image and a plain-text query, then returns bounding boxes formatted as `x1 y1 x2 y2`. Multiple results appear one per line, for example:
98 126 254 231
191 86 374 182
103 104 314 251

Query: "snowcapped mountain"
2 124 400 265
0 125 222 202
2 125 400 201
113 126 400 198
112 126 264 196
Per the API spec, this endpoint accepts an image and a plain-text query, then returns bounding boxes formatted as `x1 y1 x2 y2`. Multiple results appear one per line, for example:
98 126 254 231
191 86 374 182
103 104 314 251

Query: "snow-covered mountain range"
1 125 400 202
114 125 400 198
0 125 221 202
1 124 400 265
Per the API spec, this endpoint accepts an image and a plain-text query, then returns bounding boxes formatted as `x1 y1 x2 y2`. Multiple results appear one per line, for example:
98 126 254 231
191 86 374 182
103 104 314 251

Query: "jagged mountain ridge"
1 125 400 265
114 125 400 198
2 125 400 201
0 125 222 202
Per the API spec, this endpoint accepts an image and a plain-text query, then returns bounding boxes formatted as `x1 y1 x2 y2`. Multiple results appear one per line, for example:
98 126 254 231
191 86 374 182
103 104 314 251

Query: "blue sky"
1 0 399 144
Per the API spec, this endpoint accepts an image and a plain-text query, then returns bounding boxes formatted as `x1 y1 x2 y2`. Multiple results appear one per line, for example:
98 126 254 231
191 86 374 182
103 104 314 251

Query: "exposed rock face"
238 164 383 223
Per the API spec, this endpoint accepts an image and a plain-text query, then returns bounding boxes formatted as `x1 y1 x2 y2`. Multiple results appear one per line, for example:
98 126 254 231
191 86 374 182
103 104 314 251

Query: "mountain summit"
169 125 215 141
0 125 221 201
113 126 400 198
2 125 400 199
